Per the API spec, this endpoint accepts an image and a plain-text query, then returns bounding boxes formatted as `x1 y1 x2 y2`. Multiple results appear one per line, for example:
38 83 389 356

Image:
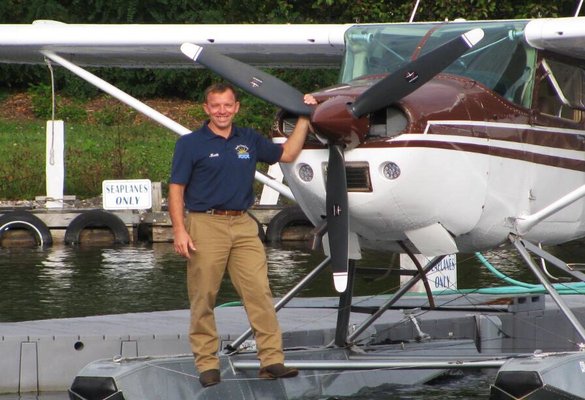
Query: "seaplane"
3 9 585 400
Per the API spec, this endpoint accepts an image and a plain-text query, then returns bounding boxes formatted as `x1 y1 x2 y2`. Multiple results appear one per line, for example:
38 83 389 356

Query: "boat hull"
490 351 585 400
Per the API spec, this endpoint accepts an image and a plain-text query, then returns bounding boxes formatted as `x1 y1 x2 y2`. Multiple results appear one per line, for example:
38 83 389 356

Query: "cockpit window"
341 21 536 107
537 58 585 121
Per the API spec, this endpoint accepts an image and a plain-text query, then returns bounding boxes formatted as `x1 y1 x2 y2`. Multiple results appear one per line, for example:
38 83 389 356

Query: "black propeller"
350 28 484 117
326 144 349 292
180 28 484 293
181 43 312 116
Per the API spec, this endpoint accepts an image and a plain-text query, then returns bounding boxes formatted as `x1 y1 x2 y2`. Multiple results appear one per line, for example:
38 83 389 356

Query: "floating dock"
3 292 585 395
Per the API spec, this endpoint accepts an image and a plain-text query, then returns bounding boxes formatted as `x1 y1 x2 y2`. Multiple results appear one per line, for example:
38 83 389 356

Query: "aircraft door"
529 55 585 238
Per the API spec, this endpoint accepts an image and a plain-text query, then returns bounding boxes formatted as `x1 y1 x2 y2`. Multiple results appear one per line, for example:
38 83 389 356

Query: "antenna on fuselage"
410 0 421 22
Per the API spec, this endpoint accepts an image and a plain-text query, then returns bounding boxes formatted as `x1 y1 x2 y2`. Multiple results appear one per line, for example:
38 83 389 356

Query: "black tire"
265 205 313 243
65 210 130 245
0 210 53 247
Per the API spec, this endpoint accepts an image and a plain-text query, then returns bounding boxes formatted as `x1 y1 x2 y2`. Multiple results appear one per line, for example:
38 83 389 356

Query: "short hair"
203 82 239 103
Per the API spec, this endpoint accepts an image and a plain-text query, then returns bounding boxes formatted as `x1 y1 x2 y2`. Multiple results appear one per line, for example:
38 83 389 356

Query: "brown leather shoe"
259 363 299 379
199 369 220 387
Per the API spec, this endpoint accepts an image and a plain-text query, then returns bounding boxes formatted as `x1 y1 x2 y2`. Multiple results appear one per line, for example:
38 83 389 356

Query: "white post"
45 120 65 209
259 163 284 205
400 253 457 293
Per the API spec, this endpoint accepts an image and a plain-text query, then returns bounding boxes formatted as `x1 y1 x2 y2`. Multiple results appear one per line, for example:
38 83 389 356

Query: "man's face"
203 89 240 133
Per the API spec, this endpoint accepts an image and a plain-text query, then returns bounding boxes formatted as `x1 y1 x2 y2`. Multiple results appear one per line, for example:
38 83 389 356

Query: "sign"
400 253 457 293
102 179 152 210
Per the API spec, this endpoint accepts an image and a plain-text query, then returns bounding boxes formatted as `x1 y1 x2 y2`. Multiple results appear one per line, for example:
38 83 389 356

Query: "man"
169 82 315 388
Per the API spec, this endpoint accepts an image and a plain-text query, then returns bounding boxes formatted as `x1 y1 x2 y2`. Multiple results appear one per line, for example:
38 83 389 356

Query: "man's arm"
280 94 317 163
279 116 312 163
168 183 195 258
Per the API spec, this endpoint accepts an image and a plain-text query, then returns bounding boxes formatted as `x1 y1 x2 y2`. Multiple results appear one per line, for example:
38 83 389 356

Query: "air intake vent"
324 162 372 192
346 162 372 192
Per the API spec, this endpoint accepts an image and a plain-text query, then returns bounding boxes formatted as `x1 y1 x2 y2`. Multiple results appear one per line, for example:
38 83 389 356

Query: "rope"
44 57 57 166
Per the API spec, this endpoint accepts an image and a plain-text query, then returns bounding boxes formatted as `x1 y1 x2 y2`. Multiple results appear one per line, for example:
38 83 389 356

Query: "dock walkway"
3 292 582 395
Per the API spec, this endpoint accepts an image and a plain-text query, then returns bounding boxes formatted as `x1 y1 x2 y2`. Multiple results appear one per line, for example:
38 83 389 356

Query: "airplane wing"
0 20 350 68
3 18 585 69
525 17 585 60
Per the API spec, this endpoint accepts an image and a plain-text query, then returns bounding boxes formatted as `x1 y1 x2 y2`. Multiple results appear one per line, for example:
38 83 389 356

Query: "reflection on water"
0 241 558 323
0 243 189 322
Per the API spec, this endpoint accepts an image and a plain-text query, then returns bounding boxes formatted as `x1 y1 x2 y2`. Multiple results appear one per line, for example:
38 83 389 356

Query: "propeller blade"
349 28 484 117
326 144 349 292
181 43 313 116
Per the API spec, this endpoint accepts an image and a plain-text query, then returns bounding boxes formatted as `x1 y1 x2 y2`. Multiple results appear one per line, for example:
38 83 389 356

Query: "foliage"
235 94 278 133
0 119 46 199
412 0 574 21
27 83 88 122
64 122 177 197
93 104 136 126
27 83 53 119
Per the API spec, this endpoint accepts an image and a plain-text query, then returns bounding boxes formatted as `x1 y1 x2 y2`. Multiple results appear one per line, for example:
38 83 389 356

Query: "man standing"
169 82 314 387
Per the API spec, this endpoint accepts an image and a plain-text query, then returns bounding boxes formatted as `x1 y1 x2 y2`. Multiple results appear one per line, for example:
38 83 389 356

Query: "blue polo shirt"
170 122 283 211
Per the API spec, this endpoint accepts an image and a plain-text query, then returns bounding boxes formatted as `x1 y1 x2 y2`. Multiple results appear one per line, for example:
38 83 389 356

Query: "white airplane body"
269 18 585 259
285 128 585 254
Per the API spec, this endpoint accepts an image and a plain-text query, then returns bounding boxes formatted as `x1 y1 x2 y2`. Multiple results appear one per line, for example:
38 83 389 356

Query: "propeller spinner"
180 28 484 292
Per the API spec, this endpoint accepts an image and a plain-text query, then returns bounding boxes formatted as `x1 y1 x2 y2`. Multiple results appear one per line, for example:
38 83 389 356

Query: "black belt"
193 209 246 216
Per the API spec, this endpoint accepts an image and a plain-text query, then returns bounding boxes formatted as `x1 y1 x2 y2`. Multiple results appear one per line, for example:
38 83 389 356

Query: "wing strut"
514 183 585 235
40 51 295 200
224 256 332 353
43 51 191 136
346 256 446 344
511 235 585 343
398 241 436 309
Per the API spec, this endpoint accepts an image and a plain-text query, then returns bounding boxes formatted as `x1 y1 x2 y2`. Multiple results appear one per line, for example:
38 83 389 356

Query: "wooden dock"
0 203 310 246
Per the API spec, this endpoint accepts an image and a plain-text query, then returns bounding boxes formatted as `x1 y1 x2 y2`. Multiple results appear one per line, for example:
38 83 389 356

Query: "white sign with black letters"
102 179 152 210
400 253 457 292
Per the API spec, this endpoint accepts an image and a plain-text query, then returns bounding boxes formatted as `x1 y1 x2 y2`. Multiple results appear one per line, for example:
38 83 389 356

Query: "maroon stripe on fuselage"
427 124 585 151
381 139 585 172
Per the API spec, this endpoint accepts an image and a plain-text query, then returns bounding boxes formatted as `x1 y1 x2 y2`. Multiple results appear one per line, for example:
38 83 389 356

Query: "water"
0 242 526 322
1 241 582 399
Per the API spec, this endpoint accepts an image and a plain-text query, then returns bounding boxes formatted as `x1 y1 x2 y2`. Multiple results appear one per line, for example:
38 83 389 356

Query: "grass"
0 117 179 200
0 69 338 200
0 93 276 201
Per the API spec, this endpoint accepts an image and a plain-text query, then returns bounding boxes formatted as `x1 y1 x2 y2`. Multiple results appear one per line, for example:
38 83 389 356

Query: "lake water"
1 240 581 399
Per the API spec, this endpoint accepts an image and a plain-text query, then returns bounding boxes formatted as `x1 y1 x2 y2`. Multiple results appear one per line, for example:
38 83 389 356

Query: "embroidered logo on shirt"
235 145 250 159
209 153 219 158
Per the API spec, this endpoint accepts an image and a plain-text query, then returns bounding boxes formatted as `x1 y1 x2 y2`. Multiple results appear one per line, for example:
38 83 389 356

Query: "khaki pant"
186 212 284 372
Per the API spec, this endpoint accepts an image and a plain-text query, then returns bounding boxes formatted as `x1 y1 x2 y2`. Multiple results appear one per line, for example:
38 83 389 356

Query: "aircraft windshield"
341 20 535 107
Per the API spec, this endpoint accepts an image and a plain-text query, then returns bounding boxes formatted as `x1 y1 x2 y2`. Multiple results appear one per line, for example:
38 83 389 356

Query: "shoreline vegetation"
0 91 276 202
